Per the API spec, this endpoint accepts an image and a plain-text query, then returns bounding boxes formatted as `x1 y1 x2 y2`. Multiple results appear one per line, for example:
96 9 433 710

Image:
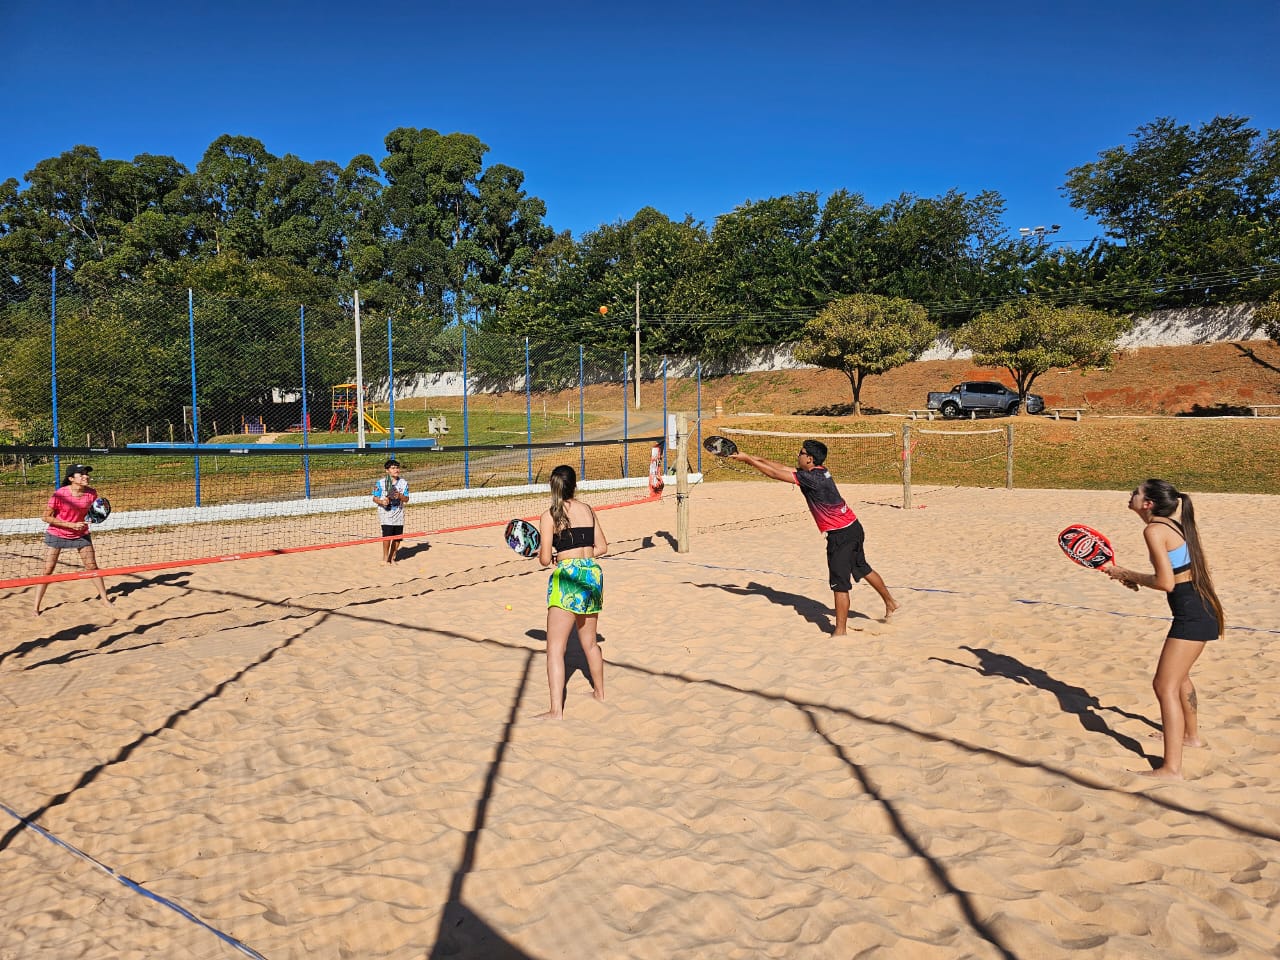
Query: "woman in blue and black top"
1105 479 1225 780
535 464 609 719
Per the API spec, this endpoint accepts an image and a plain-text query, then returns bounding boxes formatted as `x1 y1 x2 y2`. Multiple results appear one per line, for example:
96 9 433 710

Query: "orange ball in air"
598 305 608 315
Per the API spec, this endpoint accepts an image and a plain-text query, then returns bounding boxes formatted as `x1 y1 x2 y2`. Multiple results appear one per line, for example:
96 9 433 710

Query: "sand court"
2 482 1278 958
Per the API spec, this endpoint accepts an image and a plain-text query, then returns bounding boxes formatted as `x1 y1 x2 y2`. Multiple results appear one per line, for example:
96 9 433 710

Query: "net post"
676 412 690 553
902 422 912 510
1006 423 1014 490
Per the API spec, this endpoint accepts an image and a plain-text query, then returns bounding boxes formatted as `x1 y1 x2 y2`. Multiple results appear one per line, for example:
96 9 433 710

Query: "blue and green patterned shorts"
547 558 603 615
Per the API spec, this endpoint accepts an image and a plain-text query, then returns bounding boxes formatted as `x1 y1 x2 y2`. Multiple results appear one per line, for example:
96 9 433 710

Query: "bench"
428 416 450 434
1250 404 1280 417
1048 408 1085 421
907 409 936 421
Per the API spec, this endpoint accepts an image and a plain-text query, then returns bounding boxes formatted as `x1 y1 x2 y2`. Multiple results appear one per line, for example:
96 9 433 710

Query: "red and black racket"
1057 524 1115 570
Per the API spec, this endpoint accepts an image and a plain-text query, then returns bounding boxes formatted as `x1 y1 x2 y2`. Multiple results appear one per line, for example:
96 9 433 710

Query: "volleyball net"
696 423 1015 505
0 437 665 589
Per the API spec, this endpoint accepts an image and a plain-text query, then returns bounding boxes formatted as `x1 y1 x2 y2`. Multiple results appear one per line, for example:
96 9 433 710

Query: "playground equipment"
328 383 391 434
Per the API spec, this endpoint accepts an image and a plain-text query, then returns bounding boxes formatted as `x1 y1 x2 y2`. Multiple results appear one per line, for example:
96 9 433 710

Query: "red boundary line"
0 491 661 590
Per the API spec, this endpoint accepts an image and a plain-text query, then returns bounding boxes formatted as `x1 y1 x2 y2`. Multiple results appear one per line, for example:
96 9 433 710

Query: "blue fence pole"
579 345 585 477
662 357 668 473
300 304 311 498
189 289 201 507
622 350 629 478
386 313 395 446
50 268 59 484
468 327 473 488
696 360 703 473
525 338 532 483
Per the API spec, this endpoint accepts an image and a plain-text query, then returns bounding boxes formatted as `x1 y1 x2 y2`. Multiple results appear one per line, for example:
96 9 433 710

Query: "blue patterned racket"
504 518 541 558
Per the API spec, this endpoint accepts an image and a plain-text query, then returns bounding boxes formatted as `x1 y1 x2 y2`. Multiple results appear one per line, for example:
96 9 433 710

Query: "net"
909 425 1010 486
0 437 663 589
699 427 901 484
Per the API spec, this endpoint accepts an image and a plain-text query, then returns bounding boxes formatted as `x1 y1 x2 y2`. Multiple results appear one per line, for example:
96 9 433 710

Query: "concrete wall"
358 304 1273 398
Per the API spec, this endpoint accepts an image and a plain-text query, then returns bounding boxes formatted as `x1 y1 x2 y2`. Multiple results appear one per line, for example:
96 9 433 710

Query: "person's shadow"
693 580 873 632
932 645 1158 763
395 541 432 561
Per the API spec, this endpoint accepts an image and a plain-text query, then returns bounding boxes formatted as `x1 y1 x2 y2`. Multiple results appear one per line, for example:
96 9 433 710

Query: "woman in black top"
535 465 608 719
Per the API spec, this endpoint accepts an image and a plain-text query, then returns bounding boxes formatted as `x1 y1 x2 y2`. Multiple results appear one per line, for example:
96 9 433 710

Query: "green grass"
701 415 1280 496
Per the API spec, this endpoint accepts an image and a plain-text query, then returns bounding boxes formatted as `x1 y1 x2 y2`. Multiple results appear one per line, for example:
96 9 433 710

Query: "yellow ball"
505 604 512 610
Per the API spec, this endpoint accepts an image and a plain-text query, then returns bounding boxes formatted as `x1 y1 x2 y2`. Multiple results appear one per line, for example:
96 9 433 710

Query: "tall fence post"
354 290 366 449
301 304 311 498
525 337 533 483
622 349 630 477
189 288 201 506
1006 423 1015 490
387 313 395 446
50 267 60 485
468 327 473 488
675 412 689 553
696 360 703 474
579 344 586 477
661 357 669 473
902 422 912 510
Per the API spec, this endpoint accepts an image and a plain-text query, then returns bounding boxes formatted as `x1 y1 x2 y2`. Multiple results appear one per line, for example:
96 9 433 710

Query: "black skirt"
1166 581 1219 641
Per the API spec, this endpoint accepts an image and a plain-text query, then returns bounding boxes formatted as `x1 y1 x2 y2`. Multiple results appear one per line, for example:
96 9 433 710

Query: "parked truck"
925 381 1044 419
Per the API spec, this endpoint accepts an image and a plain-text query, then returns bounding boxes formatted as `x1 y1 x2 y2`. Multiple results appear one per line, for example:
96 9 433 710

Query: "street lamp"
1018 224 1061 244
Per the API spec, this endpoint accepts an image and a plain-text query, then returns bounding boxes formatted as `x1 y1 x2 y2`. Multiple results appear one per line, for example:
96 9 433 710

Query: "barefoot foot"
1138 766 1185 781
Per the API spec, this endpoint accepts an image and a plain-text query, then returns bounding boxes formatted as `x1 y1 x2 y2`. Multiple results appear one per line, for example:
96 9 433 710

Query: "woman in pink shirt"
32 463 113 616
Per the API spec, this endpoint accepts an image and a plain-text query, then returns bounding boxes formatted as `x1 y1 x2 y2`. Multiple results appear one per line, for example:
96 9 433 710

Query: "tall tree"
1063 116 1280 306
792 294 936 415
192 135 276 259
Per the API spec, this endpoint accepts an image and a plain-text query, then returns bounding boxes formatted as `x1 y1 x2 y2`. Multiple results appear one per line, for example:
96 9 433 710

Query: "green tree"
953 299 1130 408
1063 116 1280 306
792 294 936 415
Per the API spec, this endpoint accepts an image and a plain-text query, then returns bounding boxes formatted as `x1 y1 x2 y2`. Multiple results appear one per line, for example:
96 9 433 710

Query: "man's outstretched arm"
730 452 795 483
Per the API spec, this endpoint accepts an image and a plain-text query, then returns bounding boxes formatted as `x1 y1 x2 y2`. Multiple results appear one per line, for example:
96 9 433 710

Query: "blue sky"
3 1 1277 246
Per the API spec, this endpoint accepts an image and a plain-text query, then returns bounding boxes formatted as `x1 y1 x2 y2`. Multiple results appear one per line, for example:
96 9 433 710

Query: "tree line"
1 117 1278 436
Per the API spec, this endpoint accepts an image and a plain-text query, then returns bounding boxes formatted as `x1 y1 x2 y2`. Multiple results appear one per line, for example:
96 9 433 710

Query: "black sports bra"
552 525 595 552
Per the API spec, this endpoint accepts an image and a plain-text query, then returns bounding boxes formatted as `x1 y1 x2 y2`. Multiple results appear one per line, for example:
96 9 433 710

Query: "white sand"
2 482 1277 959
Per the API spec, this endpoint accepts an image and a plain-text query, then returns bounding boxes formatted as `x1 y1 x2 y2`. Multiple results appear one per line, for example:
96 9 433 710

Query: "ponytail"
549 465 577 533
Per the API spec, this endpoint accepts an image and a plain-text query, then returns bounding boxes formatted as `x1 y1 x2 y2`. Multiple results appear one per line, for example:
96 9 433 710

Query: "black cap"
66 463 93 475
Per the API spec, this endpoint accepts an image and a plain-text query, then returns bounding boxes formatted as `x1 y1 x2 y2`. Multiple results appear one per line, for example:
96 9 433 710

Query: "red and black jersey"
792 466 856 533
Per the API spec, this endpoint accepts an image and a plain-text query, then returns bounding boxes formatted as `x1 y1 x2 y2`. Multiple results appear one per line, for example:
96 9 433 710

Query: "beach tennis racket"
703 435 738 457
504 518 541 558
86 497 111 524
1057 524 1115 570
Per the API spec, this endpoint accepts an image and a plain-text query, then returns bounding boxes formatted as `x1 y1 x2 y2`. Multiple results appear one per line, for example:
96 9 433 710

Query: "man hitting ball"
731 440 898 635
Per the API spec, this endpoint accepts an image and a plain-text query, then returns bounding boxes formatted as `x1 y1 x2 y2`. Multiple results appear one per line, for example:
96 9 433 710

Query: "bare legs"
831 571 899 636
536 606 605 719
382 537 402 564
32 545 112 616
833 590 850 636
1144 637 1206 780
865 570 899 621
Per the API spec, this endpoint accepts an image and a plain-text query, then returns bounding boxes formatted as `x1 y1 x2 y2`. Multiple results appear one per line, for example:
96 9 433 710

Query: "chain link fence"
0 272 693 473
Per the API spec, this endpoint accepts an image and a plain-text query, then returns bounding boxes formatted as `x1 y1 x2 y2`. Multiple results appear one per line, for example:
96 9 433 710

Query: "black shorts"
1166 581 1219 641
826 520 872 593
381 524 404 539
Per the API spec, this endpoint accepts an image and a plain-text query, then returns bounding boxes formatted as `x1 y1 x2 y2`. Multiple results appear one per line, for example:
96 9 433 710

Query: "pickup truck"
926 381 1044 419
